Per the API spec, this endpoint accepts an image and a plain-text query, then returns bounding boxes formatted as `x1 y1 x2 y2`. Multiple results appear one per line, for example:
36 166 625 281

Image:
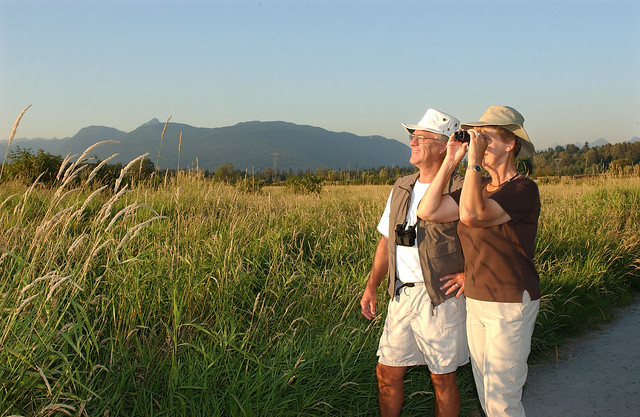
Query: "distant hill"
1 120 411 172
3 121 638 172
580 138 610 148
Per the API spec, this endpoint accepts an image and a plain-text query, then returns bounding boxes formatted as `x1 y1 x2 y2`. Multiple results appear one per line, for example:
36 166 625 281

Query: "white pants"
466 292 540 417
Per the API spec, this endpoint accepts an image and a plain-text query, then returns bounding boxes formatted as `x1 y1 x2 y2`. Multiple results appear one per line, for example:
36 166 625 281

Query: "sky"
1 0 639 151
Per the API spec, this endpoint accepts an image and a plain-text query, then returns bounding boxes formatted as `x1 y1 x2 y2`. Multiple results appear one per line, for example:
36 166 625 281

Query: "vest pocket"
426 240 461 258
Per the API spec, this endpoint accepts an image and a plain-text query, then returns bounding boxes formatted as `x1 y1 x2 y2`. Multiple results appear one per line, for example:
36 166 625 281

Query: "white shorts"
377 282 469 374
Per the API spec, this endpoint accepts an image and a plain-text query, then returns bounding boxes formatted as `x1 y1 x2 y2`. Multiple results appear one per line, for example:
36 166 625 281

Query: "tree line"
2 141 638 190
531 141 640 177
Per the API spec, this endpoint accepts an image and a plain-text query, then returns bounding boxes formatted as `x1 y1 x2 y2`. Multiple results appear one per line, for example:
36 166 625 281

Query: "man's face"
408 130 445 167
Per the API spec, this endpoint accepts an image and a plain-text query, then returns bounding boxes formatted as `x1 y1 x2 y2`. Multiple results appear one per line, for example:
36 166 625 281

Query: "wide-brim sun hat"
402 108 460 138
461 105 535 157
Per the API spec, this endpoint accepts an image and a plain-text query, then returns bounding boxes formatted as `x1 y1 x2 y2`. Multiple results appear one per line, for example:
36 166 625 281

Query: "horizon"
2 0 639 150
3 117 637 154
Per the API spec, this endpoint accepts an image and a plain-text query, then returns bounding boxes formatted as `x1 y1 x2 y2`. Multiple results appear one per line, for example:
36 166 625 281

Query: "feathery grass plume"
67 233 89 257
86 153 119 185
65 139 118 179
31 206 75 246
46 275 82 303
0 104 31 180
54 165 88 201
56 141 115 195
73 185 109 221
96 185 128 224
177 131 183 171
15 172 46 219
114 152 150 193
0 193 18 211
36 366 52 396
36 403 76 416
80 238 112 277
14 294 38 316
77 140 117 165
105 201 140 231
156 115 172 170
106 202 158 232
115 215 167 252
20 272 58 294
56 152 76 181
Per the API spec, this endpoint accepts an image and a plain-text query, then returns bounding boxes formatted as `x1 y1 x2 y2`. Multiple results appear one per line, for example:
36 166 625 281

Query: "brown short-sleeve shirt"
450 176 541 302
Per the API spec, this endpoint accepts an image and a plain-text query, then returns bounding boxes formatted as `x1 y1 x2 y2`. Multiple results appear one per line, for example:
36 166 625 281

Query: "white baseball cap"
402 108 460 137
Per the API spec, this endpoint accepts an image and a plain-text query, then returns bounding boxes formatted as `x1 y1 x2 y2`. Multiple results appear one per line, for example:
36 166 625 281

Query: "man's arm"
417 135 466 222
360 236 389 320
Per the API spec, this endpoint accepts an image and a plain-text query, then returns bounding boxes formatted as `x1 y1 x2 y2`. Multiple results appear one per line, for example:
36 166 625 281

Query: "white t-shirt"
377 180 430 283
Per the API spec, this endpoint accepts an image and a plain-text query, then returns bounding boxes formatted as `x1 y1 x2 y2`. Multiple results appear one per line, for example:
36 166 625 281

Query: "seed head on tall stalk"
1 104 32 180
177 131 183 173
156 115 172 171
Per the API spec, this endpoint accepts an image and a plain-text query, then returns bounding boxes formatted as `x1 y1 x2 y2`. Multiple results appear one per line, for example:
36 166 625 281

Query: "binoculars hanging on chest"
395 222 416 247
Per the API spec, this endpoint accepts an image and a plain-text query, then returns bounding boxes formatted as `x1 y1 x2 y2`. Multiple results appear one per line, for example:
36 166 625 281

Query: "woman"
416 105 541 417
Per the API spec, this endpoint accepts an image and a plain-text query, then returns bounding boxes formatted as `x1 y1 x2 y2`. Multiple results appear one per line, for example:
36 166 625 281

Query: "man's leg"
376 363 408 417
430 371 460 417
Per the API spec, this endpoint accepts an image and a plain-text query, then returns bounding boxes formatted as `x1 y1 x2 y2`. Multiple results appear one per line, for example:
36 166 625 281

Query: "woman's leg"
466 297 488 412
482 293 540 417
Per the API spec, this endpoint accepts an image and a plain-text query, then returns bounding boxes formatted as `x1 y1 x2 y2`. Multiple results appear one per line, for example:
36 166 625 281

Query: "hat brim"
401 123 447 136
461 121 535 157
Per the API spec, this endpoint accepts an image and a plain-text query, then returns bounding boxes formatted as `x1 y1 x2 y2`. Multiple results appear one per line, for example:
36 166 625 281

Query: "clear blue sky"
1 0 639 150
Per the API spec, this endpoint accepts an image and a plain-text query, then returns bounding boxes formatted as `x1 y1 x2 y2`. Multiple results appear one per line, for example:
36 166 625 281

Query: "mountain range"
2 119 638 173
1 119 412 172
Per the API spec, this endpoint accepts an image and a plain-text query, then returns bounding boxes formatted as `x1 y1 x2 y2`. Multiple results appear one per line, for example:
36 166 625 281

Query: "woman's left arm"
460 197 511 228
459 131 511 228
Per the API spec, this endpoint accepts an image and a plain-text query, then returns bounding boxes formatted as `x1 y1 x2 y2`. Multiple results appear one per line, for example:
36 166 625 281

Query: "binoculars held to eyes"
454 130 471 143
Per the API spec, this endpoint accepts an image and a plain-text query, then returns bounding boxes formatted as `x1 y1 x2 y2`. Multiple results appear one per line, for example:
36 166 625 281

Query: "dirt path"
522 297 640 416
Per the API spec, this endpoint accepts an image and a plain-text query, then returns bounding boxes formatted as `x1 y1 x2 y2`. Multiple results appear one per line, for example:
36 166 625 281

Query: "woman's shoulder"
502 175 540 205
509 175 539 191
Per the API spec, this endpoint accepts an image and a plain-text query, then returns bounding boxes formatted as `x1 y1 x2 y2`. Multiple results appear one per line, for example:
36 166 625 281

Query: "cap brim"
401 123 445 136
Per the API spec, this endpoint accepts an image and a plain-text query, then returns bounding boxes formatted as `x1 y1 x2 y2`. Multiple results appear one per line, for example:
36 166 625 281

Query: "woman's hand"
467 129 488 166
440 272 465 298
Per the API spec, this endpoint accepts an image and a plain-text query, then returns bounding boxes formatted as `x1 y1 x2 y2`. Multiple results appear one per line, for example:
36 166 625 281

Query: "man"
360 108 469 417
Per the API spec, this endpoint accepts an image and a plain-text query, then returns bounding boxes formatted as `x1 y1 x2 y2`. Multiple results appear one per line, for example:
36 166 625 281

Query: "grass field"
1 162 639 416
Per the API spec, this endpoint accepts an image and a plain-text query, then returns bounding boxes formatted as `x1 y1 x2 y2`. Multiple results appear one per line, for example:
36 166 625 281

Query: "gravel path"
522 297 640 417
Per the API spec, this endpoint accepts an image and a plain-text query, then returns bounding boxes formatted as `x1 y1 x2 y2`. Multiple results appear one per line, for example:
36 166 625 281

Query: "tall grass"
532 175 640 352
1 157 638 415
0 105 31 180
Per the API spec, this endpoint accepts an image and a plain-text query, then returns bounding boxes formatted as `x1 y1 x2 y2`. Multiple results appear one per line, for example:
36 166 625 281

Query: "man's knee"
430 371 458 393
376 363 407 387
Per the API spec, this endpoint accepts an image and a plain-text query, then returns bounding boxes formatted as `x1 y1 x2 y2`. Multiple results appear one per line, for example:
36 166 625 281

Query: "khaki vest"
386 172 465 307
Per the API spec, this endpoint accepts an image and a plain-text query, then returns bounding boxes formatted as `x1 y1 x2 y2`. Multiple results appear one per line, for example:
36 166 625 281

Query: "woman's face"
477 126 515 167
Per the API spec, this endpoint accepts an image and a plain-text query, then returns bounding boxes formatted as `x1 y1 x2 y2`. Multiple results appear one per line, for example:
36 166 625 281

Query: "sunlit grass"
1 161 638 415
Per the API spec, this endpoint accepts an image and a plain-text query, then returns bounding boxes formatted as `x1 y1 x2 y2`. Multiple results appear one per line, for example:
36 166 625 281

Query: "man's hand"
361 237 388 320
360 287 377 320
440 272 465 298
